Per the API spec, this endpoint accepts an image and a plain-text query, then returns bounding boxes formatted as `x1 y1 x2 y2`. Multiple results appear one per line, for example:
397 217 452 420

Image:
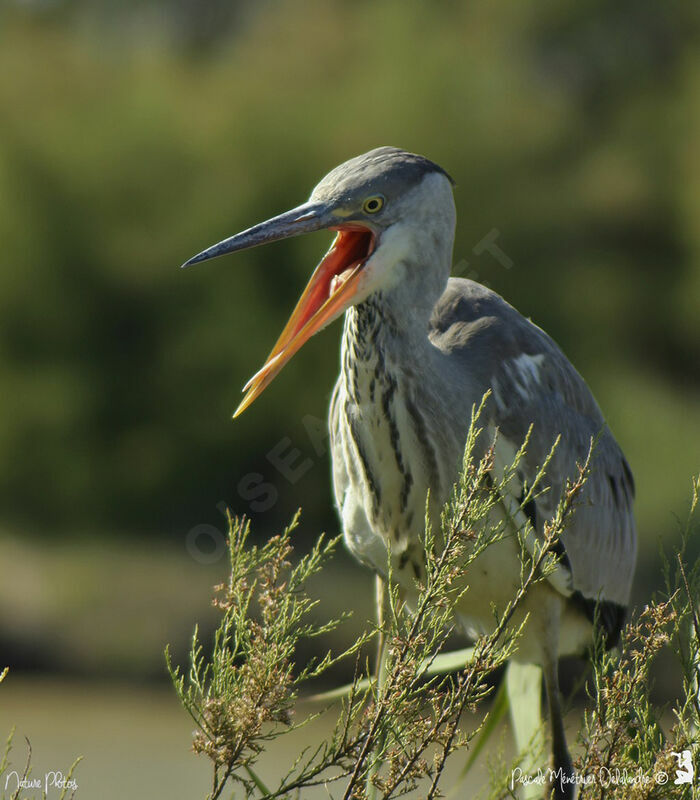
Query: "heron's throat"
327 228 375 296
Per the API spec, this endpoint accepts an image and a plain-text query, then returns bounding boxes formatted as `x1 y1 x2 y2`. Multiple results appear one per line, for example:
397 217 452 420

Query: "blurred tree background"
0 0 698 685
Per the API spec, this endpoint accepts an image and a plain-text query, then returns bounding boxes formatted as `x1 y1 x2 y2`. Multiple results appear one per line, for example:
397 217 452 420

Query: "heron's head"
183 146 455 416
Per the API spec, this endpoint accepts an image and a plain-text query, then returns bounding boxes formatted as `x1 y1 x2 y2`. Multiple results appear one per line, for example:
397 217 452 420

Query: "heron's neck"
342 180 456 389
341 286 438 394
339 272 459 515
348 292 432 353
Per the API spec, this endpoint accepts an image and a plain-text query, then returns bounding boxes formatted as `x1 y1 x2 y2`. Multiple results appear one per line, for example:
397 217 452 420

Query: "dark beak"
181 201 334 268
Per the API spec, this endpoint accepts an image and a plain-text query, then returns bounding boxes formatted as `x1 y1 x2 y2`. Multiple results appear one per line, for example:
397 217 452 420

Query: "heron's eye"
363 195 385 214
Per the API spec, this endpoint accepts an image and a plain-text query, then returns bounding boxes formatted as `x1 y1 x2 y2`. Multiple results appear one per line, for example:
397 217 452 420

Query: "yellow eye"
363 195 384 214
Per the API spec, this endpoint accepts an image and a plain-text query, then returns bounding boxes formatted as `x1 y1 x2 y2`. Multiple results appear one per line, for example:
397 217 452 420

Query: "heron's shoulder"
430 278 625 456
429 278 552 360
431 278 514 328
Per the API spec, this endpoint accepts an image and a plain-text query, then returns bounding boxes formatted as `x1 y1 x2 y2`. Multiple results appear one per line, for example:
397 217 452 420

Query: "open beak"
183 201 375 417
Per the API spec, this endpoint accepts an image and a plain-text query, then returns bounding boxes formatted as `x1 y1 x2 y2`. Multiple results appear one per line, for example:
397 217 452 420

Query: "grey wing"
431 278 637 643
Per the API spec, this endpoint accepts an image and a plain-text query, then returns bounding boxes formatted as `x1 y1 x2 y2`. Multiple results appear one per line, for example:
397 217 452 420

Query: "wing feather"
430 278 637 620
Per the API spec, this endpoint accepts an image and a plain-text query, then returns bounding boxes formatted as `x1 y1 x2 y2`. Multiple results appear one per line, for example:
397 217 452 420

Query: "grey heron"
184 147 637 799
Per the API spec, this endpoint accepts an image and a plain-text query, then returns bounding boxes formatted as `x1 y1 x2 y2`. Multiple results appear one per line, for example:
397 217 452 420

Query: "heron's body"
331 274 636 662
185 146 637 799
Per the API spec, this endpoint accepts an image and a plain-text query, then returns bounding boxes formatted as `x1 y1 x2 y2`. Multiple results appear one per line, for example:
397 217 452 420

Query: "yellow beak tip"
233 389 257 419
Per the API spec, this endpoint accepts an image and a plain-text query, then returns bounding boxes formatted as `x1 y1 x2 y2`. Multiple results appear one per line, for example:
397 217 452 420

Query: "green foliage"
170 405 700 799
168 406 586 799
166 512 371 799
482 477 700 800
571 477 700 800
